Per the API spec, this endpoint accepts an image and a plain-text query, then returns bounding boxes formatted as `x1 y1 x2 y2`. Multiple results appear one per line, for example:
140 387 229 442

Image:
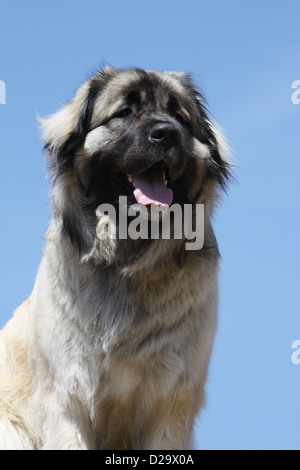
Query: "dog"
0 66 230 450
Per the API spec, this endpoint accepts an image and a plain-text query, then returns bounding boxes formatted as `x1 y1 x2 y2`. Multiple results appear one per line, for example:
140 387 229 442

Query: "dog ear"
171 73 232 189
40 80 91 174
191 89 232 190
40 67 117 254
40 66 116 177
55 84 100 172
205 121 232 190
198 112 232 190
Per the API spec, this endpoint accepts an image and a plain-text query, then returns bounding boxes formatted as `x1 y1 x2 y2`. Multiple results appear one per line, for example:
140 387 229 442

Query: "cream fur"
0 225 219 449
0 67 229 450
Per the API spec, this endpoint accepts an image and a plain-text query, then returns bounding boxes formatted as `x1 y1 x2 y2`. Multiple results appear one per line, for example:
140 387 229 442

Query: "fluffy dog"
0 67 230 450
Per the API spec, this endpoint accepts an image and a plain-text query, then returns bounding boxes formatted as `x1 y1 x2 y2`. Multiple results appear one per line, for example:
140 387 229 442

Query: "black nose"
149 122 180 148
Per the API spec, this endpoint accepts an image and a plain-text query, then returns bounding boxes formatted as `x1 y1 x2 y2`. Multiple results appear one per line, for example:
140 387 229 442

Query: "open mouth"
112 162 173 207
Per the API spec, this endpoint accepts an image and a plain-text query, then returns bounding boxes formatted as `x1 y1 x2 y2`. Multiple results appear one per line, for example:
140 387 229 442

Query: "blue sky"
1 0 300 450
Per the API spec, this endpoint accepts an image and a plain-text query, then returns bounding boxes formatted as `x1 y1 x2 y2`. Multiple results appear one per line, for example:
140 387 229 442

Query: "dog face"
42 67 230 258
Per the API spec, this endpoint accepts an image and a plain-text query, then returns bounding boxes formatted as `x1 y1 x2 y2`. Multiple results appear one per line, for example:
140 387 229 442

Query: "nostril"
149 123 180 147
150 128 165 141
169 129 180 143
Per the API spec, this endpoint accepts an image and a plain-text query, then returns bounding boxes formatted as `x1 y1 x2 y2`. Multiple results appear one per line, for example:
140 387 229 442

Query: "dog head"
42 67 230 264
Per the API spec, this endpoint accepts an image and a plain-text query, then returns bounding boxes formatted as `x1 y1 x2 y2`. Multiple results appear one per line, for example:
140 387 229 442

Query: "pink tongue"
132 169 173 206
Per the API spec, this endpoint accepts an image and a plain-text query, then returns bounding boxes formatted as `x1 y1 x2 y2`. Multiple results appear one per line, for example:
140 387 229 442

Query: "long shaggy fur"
0 67 230 450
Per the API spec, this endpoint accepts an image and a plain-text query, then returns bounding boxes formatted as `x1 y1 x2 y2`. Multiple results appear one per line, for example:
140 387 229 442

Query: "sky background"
1 0 299 450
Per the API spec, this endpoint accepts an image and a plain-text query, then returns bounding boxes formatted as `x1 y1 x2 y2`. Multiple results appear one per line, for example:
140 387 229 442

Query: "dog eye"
113 108 133 119
174 113 188 127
